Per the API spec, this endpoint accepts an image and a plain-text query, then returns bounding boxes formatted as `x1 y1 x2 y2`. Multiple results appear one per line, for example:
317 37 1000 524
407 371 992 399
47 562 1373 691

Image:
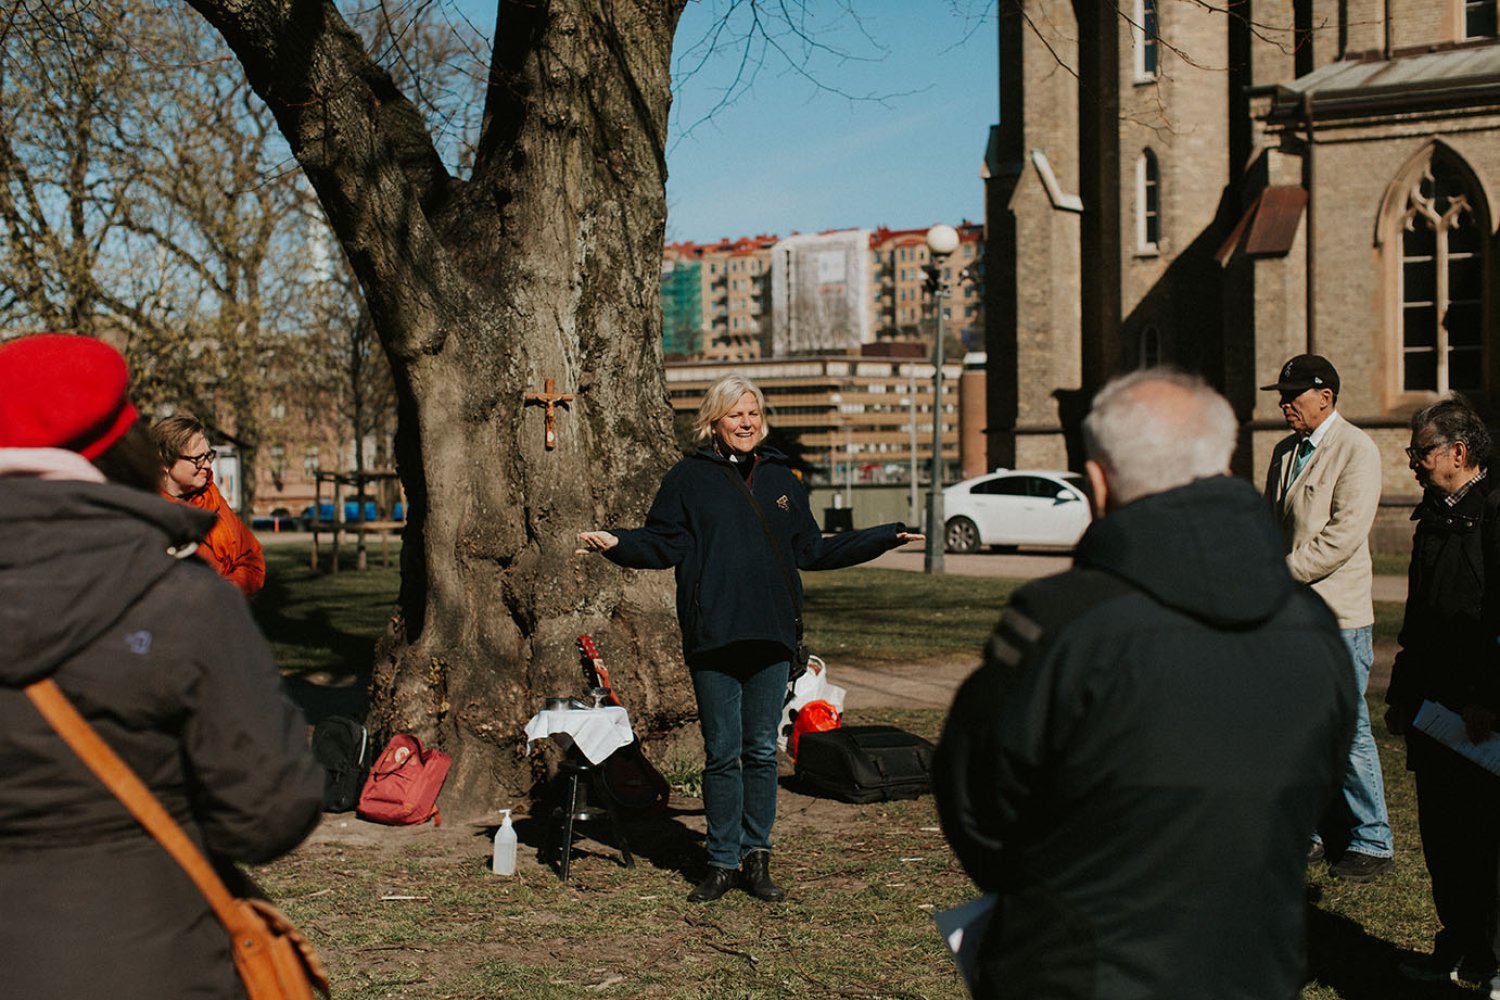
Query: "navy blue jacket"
606 446 905 663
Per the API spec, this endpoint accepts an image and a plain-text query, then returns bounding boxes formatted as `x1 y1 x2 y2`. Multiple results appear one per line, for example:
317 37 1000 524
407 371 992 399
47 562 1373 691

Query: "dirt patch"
833 656 977 710
270 705 966 999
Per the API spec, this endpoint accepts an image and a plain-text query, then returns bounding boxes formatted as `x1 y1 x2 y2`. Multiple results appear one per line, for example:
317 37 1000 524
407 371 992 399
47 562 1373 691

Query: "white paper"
1412 700 1500 777
933 893 996 996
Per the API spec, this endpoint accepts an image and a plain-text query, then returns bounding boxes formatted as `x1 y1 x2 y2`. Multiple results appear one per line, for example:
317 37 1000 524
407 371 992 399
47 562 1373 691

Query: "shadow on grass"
1306 895 1457 999
253 554 390 724
281 675 369 724
470 796 707 885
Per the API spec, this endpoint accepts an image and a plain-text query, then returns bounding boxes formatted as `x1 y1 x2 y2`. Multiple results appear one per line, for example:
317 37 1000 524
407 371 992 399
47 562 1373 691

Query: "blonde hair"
151 413 206 469
695 375 771 444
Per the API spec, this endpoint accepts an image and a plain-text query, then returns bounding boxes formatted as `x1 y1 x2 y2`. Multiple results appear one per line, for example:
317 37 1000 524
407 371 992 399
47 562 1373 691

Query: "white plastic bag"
777 655 846 751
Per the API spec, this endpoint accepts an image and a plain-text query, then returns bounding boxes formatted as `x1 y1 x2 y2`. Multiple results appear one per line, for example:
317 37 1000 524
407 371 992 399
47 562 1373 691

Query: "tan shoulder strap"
23 678 251 936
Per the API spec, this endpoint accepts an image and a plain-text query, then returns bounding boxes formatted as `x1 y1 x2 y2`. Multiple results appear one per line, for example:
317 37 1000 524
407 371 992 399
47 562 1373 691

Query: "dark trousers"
690 646 790 870
1411 731 1500 967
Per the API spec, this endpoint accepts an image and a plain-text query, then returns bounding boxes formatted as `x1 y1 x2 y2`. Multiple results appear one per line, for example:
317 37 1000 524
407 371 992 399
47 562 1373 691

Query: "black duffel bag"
795 724 935 803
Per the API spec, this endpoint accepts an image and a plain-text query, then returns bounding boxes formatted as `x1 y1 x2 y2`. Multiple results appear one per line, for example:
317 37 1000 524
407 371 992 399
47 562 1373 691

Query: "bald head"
1082 369 1238 509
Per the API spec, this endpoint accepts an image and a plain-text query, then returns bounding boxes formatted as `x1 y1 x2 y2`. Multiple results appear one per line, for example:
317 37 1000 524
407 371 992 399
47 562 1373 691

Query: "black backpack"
795 725 935 803
311 715 370 812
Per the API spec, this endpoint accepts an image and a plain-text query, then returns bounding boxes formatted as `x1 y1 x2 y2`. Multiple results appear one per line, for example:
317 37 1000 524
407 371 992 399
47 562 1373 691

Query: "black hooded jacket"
934 476 1357 1000
0 477 324 999
1385 476 1500 722
606 446 905 664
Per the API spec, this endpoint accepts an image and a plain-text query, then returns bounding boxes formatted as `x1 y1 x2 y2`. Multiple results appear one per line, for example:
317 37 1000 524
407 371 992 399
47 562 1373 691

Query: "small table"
524 705 634 765
524 706 637 879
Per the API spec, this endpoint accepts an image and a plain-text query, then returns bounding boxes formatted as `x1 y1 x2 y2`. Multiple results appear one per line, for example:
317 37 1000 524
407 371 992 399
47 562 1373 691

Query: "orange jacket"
163 481 265 597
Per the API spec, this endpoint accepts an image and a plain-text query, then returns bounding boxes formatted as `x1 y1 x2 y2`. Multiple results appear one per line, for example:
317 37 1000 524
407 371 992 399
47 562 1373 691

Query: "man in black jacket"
1383 395 1500 992
935 369 1357 1000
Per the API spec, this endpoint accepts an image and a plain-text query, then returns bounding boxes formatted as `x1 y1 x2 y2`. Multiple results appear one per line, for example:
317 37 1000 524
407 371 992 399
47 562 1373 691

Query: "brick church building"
984 0 1500 501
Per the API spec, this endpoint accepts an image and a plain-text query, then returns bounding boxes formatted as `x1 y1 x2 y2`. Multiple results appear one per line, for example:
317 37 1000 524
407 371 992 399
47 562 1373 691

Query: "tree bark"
187 0 692 812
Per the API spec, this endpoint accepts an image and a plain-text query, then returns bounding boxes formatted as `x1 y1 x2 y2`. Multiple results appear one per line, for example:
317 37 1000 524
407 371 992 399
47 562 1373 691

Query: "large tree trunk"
188 0 692 813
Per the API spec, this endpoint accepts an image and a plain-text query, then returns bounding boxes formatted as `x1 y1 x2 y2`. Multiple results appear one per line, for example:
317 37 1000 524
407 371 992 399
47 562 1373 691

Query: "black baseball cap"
1261 354 1339 396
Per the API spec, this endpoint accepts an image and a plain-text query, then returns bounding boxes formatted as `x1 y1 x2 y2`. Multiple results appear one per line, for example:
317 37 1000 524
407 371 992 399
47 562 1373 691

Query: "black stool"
548 753 633 880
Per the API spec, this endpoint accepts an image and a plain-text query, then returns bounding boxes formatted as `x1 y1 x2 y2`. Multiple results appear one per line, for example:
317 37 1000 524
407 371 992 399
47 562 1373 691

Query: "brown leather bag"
25 678 330 999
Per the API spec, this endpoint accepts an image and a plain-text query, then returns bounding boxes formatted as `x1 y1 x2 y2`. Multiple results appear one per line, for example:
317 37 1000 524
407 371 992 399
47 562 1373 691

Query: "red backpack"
356 734 452 826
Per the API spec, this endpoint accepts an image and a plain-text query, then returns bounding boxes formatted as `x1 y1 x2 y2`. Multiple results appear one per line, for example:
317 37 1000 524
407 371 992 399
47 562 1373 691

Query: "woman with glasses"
152 414 265 597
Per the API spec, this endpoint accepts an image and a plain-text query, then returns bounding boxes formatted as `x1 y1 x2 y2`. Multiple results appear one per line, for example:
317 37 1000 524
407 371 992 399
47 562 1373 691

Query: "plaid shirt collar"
1443 467 1487 507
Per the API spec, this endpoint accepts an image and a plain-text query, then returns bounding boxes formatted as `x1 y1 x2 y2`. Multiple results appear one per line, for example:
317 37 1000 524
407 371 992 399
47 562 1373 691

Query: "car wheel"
945 516 980 554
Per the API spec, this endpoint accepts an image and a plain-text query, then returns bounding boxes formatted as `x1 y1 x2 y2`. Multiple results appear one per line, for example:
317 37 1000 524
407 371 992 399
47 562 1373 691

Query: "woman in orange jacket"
152 414 265 598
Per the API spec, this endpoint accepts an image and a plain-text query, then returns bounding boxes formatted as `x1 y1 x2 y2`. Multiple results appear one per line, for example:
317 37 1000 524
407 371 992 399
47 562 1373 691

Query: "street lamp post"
830 390 856 520
903 388 918 529
845 417 855 516
923 224 959 574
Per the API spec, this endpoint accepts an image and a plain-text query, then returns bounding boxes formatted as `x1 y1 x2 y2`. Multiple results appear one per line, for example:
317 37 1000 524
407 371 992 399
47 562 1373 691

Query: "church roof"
1269 46 1500 120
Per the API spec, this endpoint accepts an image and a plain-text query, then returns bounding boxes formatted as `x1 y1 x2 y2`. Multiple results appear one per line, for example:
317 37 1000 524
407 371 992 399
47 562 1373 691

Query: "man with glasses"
1262 354 1393 881
152 414 264 597
1385 395 1500 993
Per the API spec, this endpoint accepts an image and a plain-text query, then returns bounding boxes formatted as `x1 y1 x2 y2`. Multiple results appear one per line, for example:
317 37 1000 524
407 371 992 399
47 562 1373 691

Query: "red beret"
0 333 140 459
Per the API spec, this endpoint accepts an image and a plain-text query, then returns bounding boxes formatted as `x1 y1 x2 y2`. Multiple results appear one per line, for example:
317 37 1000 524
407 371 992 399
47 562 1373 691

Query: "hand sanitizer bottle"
492 809 517 876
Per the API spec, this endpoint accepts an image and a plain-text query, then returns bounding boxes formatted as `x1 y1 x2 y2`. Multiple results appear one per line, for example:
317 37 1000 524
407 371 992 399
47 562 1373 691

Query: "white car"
942 469 1092 553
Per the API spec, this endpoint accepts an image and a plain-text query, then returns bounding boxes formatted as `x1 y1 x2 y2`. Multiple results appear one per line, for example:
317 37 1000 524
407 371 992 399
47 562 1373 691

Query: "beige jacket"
1264 414 1382 629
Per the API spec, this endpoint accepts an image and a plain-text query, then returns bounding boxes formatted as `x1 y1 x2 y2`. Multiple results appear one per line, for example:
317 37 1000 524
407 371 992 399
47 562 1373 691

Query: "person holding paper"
1383 395 1500 991
934 370 1356 999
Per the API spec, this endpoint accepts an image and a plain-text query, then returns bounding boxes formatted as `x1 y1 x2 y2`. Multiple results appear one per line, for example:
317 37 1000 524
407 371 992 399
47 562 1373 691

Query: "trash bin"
822 507 853 533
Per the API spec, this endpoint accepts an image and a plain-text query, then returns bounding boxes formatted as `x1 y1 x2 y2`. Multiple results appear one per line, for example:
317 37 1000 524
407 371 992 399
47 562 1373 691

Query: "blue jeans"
691 651 790 870
1330 626 1394 857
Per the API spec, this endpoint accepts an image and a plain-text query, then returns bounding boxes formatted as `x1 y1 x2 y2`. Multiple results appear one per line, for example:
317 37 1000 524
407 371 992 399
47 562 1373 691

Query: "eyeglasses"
178 449 217 469
1405 441 1447 463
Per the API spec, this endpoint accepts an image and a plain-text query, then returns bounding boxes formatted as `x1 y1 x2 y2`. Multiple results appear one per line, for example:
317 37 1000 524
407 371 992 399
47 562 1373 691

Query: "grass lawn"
1373 552 1410 578
250 548 1448 999
800 568 1019 664
255 546 1020 673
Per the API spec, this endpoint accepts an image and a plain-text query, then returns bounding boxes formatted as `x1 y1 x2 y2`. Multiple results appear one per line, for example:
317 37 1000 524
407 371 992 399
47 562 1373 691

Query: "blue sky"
449 1 997 245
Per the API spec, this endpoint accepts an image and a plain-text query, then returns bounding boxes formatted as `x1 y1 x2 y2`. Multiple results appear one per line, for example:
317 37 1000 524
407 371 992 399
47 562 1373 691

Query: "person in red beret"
151 413 265 598
0 332 322 999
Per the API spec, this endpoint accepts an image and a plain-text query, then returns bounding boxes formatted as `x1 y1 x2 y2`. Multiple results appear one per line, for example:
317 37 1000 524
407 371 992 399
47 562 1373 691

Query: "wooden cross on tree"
524 378 574 450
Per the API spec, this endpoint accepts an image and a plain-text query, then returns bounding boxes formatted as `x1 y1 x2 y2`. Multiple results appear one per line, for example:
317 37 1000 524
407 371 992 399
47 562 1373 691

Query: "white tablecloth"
524 705 634 765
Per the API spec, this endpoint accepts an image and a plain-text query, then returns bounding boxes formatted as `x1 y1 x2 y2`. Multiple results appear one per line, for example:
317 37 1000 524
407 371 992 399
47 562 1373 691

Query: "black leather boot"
687 866 739 903
741 850 785 902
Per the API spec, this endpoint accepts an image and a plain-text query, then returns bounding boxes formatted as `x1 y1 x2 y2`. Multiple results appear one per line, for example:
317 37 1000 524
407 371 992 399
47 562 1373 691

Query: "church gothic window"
1137 150 1161 253
1398 158 1487 394
1133 0 1160 82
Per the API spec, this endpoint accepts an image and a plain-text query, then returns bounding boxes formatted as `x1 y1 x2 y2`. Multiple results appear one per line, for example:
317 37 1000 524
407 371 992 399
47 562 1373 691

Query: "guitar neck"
577 635 623 707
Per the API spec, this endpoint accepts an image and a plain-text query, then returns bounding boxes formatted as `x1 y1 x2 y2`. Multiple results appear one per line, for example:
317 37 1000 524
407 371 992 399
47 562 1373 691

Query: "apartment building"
869 223 985 350
663 235 778 361
663 222 986 361
664 347 984 487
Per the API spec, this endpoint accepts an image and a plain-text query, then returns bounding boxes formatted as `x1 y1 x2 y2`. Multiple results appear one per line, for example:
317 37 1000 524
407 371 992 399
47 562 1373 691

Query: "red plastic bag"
356 733 452 826
790 699 841 758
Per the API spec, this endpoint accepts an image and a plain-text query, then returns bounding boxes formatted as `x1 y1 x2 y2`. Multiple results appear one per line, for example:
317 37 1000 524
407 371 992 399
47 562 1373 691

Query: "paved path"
870 545 1409 601
842 545 1406 710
